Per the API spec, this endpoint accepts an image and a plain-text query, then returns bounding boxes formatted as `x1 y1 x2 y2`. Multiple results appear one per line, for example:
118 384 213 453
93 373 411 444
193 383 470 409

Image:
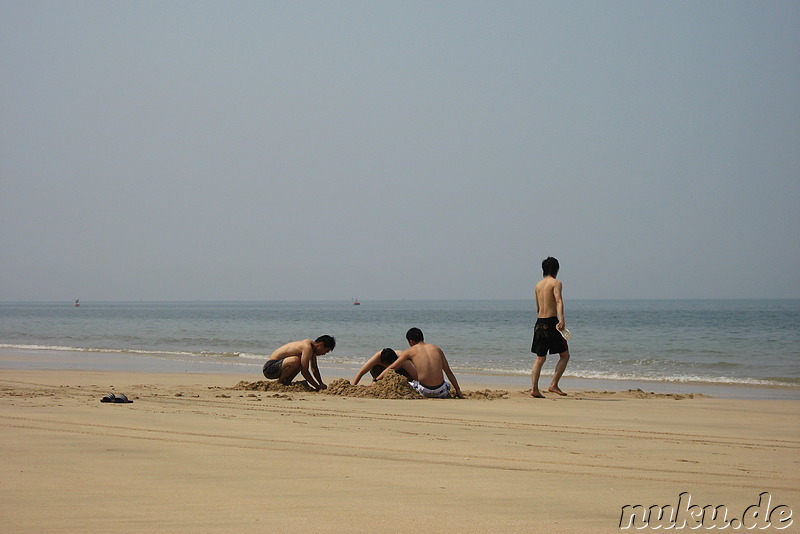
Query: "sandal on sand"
100 393 133 404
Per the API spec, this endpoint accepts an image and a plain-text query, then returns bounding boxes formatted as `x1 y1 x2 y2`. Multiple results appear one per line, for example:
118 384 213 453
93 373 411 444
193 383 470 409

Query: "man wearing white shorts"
375 328 463 399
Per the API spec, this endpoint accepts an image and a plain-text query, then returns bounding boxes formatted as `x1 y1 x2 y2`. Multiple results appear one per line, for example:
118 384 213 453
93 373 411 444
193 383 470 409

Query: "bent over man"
262 335 335 391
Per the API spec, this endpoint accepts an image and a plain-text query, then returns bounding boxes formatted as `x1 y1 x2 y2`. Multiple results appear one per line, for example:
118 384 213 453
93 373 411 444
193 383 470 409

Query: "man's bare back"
268 339 313 361
395 342 463 398
402 342 446 386
535 276 564 329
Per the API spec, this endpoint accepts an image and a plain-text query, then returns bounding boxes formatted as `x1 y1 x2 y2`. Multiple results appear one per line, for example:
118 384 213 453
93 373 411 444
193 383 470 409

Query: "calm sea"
1 300 798 392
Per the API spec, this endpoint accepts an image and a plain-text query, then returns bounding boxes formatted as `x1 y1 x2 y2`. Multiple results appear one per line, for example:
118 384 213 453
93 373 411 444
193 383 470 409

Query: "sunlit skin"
531 270 570 398
266 339 331 391
376 338 464 399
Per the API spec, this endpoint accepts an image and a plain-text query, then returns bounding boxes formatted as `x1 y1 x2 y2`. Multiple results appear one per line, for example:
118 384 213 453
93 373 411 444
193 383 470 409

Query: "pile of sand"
322 371 421 399
582 389 707 400
233 372 509 400
622 388 706 400
232 380 314 393
462 389 508 400
231 372 420 399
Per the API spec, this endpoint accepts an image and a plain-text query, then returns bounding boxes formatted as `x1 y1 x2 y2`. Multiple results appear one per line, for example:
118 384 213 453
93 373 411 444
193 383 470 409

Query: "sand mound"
232 372 510 400
231 372 419 399
582 389 708 400
462 389 508 400
322 371 420 399
622 388 707 400
232 380 314 393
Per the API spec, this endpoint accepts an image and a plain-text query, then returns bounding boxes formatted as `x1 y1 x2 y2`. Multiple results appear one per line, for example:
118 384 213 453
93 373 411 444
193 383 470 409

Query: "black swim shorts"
262 359 283 380
531 317 568 356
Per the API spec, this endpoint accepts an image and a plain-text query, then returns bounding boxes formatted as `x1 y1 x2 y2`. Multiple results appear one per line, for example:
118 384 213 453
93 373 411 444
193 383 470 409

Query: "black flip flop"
100 393 133 404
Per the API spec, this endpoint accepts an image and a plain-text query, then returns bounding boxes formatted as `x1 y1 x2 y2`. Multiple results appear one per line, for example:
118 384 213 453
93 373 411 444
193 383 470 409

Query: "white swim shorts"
409 380 451 398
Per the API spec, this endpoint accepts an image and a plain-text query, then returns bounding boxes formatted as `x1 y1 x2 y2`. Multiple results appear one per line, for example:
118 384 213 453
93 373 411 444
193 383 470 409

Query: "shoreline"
1 348 798 400
1 366 798 533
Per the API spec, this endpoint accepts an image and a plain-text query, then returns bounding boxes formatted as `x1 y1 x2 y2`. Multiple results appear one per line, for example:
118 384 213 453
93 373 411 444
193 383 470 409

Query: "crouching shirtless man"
262 335 335 391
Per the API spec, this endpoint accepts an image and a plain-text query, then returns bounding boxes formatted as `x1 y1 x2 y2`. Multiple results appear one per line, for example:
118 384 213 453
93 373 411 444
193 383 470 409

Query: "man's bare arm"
375 351 409 381
310 353 326 390
299 343 322 390
441 355 463 398
554 280 565 330
353 352 382 384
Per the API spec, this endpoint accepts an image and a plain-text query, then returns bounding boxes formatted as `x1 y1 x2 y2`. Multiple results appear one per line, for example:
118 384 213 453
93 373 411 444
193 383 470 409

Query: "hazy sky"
1 1 798 301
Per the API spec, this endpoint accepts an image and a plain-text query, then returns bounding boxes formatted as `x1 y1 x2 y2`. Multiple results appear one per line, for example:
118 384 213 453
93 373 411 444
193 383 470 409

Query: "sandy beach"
1 367 798 533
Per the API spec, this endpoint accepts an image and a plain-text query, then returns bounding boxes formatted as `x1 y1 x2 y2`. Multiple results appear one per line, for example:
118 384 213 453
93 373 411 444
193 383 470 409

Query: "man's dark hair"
406 327 424 343
315 335 336 351
380 348 398 365
542 257 560 278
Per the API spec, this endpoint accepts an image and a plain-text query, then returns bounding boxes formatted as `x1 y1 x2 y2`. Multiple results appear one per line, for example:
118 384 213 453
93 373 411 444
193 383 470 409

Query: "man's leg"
548 351 570 396
278 356 301 385
530 356 547 398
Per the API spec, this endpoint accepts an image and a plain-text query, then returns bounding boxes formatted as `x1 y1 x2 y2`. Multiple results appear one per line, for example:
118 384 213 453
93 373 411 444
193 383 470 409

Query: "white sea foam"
565 369 789 387
236 352 264 361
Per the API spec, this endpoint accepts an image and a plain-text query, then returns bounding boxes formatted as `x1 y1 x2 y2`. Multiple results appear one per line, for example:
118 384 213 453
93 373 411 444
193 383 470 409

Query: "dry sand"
1 368 797 533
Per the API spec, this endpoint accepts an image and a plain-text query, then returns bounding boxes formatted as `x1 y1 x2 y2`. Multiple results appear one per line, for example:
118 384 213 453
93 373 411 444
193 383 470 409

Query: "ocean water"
1 300 799 391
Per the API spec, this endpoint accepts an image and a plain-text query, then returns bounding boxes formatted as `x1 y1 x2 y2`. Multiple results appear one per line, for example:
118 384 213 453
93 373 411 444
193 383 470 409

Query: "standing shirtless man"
262 335 335 391
375 328 463 398
530 257 571 398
